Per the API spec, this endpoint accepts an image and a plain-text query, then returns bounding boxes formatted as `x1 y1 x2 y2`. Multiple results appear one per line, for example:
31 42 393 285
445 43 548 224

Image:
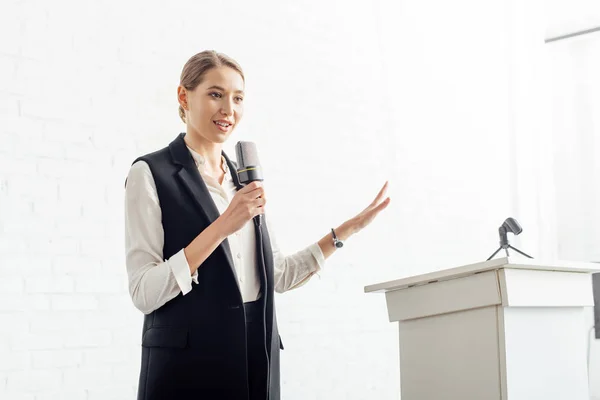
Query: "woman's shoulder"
125 145 167 188
133 132 186 168
131 145 172 168
125 134 184 188
125 159 153 190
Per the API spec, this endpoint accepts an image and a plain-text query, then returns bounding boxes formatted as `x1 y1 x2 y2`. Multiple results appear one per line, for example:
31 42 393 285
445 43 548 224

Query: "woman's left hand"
317 181 392 259
347 181 391 234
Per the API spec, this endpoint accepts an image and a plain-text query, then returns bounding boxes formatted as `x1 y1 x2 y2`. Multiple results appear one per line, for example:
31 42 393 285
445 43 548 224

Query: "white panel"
385 270 501 322
499 269 594 307
398 306 502 400
502 307 589 400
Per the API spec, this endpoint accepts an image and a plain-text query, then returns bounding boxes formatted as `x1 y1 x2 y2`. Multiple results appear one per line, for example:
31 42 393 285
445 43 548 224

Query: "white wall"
0 0 597 399
545 3 600 398
546 31 600 400
546 14 600 263
545 0 600 39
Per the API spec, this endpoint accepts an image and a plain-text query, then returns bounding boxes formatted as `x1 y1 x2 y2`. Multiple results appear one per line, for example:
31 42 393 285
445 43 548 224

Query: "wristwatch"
331 228 344 248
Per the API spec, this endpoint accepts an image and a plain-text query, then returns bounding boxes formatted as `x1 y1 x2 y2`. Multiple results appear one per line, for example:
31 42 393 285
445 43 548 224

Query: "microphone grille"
235 141 260 168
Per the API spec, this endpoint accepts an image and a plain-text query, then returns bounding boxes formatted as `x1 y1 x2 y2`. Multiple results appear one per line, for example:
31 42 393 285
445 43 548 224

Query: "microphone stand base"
486 245 533 261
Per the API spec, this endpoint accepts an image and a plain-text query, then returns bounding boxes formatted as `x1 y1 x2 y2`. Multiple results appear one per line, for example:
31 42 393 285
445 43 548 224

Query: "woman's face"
179 66 245 144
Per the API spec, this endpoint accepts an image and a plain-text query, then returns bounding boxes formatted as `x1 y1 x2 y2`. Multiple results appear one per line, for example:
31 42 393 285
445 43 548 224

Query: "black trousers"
244 299 269 400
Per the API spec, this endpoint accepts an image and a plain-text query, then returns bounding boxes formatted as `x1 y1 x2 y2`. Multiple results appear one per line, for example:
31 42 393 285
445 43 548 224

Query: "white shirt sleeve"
124 161 198 314
267 217 326 293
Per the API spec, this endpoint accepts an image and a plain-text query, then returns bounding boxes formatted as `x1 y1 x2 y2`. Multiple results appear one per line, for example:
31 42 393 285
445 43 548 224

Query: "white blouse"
124 146 325 314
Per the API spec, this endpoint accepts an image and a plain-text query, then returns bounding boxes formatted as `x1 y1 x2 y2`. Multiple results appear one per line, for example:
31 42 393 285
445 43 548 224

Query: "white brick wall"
1 0 598 399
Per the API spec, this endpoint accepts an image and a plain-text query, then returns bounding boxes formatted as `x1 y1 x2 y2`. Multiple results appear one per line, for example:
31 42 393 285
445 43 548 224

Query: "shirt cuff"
308 243 325 271
168 249 195 295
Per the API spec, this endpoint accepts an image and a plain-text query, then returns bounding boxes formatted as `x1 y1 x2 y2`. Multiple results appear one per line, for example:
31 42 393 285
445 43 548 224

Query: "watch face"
335 241 344 248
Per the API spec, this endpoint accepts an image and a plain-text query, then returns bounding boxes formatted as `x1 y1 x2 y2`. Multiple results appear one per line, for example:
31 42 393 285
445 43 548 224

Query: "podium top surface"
364 257 600 293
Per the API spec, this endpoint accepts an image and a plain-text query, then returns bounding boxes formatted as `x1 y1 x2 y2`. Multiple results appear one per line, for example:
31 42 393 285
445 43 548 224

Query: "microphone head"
235 141 263 184
502 217 523 235
235 141 260 169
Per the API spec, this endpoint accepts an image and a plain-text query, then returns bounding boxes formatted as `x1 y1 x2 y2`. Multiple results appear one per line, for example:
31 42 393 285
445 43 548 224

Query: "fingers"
236 182 265 205
236 181 266 218
245 196 266 219
364 195 391 218
245 182 265 199
253 197 267 208
377 196 391 211
357 196 390 230
369 196 390 214
240 180 263 194
362 181 389 213
252 197 266 216
370 181 388 207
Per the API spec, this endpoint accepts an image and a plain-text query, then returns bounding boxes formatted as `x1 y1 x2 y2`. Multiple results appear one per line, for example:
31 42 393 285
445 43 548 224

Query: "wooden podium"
364 257 599 400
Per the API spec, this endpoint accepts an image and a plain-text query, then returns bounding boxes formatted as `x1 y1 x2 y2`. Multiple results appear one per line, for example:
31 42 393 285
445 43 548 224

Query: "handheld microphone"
235 141 263 184
235 141 264 225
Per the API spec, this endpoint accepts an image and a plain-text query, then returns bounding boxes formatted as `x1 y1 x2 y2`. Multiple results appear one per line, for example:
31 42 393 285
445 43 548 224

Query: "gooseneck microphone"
235 141 264 226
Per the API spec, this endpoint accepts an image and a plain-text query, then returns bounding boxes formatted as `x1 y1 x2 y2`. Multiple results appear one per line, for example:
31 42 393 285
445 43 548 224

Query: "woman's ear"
177 86 188 110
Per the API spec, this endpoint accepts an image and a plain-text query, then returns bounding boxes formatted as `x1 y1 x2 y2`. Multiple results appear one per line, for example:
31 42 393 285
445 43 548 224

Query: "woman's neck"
183 132 223 172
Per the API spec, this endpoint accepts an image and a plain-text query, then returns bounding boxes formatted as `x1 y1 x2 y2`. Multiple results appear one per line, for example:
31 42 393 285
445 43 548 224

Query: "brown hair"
178 50 245 123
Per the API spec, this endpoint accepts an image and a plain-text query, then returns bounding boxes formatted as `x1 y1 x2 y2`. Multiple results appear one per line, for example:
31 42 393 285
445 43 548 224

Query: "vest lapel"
168 133 241 294
223 152 244 191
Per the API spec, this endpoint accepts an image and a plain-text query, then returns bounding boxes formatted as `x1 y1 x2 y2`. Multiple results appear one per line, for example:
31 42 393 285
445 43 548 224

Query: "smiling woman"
179 67 243 151
124 50 390 400
177 52 244 121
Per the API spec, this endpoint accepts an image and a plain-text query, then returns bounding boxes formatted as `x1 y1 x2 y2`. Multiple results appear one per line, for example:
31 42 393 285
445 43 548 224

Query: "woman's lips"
214 121 232 132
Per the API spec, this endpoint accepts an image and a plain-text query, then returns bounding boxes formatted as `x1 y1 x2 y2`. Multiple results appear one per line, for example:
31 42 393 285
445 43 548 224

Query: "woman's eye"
235 96 244 102
209 92 222 98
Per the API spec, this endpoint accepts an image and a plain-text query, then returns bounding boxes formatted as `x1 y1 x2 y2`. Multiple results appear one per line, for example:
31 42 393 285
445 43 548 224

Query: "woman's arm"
125 162 264 313
316 182 390 258
125 161 215 314
272 181 390 293
271 220 354 293
316 220 356 259
269 215 325 293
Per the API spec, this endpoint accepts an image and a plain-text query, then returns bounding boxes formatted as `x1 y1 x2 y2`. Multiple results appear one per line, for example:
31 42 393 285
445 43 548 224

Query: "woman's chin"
211 131 233 143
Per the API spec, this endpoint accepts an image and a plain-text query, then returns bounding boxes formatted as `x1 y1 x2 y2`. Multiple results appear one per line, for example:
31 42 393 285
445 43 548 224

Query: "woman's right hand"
217 181 266 237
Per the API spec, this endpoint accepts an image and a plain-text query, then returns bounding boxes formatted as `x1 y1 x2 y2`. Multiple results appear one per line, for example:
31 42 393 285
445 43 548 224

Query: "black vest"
131 133 281 400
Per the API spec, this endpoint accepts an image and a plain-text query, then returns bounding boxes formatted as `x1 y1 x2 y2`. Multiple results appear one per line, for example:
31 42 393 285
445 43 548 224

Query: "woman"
124 50 390 400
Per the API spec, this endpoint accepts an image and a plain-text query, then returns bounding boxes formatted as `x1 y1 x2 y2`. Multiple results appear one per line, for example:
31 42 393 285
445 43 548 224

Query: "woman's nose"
221 102 234 115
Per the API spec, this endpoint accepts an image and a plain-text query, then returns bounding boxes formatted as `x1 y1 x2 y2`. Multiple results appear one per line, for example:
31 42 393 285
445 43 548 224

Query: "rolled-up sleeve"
124 161 198 314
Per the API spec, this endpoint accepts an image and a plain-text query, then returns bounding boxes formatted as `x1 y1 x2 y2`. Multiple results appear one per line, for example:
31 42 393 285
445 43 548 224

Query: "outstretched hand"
349 181 391 234
316 181 392 260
